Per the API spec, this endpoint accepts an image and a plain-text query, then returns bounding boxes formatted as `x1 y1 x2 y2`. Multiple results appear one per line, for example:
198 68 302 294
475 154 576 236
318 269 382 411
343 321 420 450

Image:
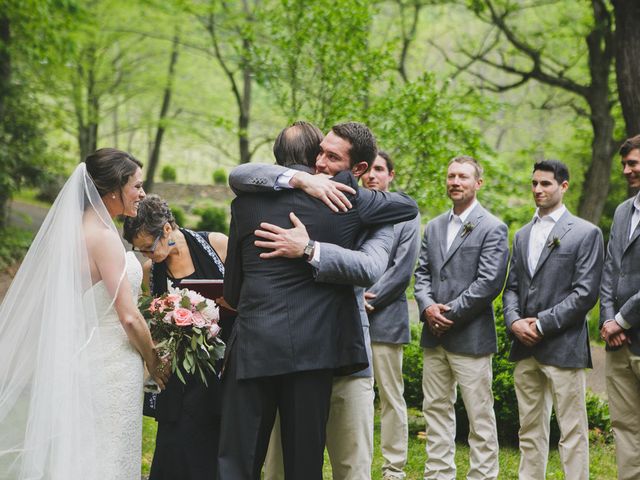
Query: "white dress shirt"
446 200 479 251
527 205 566 276
526 205 566 335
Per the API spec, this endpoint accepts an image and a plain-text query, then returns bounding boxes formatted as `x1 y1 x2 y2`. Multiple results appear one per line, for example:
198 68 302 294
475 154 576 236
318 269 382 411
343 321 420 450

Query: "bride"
0 148 169 479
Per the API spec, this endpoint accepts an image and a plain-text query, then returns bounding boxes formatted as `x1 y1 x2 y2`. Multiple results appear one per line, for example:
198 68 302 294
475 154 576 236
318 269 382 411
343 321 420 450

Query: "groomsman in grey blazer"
600 135 640 480
503 160 603 480
414 156 508 480
362 152 421 480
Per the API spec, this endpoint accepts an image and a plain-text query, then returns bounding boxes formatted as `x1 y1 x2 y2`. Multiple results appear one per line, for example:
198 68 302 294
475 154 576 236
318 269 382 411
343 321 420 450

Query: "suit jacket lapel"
623 202 640 253
532 211 574 278
519 222 534 280
437 214 448 261
442 205 485 267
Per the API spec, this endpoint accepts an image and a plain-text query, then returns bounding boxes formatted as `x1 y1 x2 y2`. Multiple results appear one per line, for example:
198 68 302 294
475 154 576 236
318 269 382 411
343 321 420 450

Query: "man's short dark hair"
377 150 394 173
619 135 640 157
331 122 377 169
533 159 570 184
273 121 323 168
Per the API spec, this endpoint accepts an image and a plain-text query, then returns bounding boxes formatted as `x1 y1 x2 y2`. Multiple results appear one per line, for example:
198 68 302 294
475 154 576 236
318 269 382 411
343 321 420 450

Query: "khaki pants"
514 357 588 480
605 345 640 480
264 375 375 480
372 342 408 479
422 346 498 480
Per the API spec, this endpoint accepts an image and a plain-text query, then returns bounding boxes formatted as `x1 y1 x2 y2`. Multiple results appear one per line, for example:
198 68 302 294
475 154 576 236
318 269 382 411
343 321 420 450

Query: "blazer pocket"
553 253 573 260
459 246 481 255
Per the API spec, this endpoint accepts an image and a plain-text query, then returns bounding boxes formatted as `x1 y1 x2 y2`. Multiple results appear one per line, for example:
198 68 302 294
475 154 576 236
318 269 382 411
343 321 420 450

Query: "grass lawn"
142 409 617 479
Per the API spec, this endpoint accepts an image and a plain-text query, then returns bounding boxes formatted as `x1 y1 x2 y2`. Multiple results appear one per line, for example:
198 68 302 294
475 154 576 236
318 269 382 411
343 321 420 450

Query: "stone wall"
151 182 234 210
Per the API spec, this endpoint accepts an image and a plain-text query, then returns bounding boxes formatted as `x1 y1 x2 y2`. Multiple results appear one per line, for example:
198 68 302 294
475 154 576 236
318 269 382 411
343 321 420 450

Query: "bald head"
273 121 324 168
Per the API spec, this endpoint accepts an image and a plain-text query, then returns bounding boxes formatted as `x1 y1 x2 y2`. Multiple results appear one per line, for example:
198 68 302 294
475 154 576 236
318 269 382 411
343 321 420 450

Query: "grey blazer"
600 197 640 354
414 203 509 356
313 225 394 378
367 215 422 345
503 210 604 368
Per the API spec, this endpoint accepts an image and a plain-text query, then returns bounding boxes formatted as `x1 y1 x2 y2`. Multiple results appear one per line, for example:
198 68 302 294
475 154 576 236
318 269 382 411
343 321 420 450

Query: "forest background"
2 0 640 234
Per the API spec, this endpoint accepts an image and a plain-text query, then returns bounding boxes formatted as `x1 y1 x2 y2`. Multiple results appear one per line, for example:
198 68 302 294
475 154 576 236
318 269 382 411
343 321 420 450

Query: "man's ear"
351 161 369 178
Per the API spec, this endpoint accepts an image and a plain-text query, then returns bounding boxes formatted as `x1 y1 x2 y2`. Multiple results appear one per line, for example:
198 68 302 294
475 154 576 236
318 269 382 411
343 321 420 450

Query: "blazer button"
440 274 446 281
620 272 626 278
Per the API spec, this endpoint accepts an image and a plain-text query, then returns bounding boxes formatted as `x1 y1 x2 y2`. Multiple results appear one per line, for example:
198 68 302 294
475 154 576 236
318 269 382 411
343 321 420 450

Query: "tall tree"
145 30 180 192
453 0 617 224
612 0 640 138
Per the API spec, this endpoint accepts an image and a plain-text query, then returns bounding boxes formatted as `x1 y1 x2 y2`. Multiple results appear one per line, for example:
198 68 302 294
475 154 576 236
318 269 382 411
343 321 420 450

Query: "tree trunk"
576 0 616 224
146 32 180 192
238 38 252 164
613 0 640 137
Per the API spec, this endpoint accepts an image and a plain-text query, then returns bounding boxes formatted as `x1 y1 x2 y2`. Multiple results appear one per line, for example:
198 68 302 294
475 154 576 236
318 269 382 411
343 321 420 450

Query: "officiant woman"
123 194 232 480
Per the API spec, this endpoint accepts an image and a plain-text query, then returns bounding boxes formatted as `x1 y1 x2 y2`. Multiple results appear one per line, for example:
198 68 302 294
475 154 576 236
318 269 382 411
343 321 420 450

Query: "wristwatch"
302 240 316 261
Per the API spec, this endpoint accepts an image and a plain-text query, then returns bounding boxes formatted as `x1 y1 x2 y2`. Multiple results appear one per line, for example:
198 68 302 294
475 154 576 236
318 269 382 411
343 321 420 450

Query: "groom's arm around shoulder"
228 163 289 193
312 224 393 288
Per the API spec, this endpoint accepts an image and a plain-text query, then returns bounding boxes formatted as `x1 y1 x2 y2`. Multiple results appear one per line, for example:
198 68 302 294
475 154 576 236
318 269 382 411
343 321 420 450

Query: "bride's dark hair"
85 148 143 197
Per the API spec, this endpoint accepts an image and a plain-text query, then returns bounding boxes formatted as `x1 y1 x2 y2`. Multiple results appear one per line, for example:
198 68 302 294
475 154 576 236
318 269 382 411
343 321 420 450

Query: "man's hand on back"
290 172 355 212
254 212 310 259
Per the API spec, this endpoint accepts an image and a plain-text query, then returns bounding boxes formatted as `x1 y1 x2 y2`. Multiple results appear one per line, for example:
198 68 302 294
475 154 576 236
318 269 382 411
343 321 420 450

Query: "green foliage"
0 227 33 269
161 165 177 182
369 74 492 215
402 323 424 410
170 206 186 227
195 206 228 234
212 168 227 186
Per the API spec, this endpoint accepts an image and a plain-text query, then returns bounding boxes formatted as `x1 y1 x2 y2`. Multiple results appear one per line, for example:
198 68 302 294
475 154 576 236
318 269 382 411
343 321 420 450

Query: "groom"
219 121 418 480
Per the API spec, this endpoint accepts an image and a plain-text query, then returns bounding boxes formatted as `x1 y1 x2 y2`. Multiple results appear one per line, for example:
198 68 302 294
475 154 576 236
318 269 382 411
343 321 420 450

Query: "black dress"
148 229 233 480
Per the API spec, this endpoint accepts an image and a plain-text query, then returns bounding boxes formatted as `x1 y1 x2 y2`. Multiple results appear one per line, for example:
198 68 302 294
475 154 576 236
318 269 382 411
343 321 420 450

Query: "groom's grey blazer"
313 225 394 378
414 203 509 355
600 197 640 355
503 210 604 368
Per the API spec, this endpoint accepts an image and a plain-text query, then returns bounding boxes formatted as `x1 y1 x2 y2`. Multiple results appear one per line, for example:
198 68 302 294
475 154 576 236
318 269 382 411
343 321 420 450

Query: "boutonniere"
461 222 475 238
547 236 561 249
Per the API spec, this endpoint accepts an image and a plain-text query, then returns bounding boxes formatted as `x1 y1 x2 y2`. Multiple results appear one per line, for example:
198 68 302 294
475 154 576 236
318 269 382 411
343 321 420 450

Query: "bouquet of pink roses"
139 287 225 386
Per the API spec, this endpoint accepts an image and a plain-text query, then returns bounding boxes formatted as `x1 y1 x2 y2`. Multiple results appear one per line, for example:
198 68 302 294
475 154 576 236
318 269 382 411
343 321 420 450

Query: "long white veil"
0 163 125 479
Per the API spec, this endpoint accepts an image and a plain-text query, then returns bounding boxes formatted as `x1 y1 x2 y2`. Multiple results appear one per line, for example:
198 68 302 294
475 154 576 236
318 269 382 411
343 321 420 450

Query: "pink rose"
192 311 207 328
173 307 193 326
207 323 221 339
162 312 173 324
166 294 182 306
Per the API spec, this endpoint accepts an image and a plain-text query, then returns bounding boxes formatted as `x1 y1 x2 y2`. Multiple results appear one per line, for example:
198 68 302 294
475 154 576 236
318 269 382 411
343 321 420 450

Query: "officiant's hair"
273 121 323 168
331 122 377 169
85 148 143 198
123 194 177 244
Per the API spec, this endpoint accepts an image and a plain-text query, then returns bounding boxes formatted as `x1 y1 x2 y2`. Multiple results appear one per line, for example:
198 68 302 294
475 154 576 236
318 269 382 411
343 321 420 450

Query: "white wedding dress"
90 251 144 479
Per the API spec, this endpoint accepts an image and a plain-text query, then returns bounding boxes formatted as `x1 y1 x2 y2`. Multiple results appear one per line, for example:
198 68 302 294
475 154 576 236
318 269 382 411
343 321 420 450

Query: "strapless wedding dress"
90 252 144 479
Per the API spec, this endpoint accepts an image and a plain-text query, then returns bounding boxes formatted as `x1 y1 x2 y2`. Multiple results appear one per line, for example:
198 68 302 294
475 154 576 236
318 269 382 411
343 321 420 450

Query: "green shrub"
36 174 66 203
160 165 177 182
0 227 33 269
212 168 227 185
402 323 424 410
170 206 186 227
195 206 228 234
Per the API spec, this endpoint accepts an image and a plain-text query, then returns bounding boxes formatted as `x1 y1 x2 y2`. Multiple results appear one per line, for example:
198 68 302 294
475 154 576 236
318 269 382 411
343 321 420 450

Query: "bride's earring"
111 194 116 199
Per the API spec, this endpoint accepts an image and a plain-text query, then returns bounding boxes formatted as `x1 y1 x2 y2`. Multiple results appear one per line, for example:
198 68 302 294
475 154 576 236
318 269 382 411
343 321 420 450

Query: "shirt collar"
449 199 479 223
533 204 566 224
633 193 640 213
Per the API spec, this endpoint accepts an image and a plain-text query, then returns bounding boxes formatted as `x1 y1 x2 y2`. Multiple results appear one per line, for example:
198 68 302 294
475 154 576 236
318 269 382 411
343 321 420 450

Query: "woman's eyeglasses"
132 234 162 254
